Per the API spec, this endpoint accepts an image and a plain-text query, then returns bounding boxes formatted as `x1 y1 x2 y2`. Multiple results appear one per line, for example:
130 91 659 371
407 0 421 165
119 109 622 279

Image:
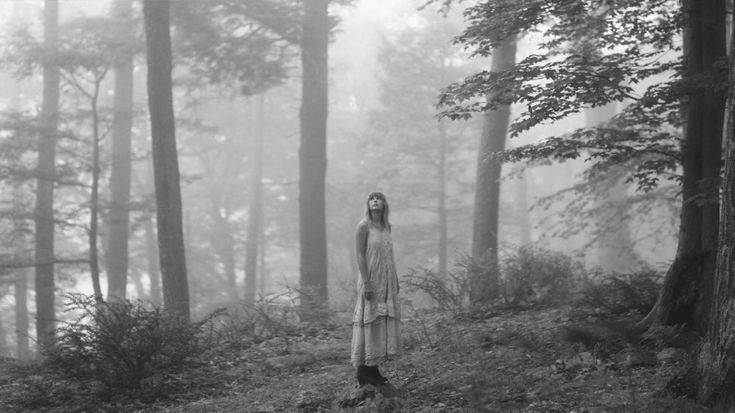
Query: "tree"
35 0 60 349
641 0 726 331
106 0 137 300
299 0 329 315
143 0 190 319
471 36 517 303
438 0 725 330
693 5 735 404
57 16 121 301
170 0 298 306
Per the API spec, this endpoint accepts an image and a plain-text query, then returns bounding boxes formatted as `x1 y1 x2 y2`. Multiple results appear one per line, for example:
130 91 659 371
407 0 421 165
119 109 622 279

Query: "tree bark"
11 1 30 360
143 0 190 319
471 37 517 303
106 0 135 300
299 0 329 316
245 94 266 304
35 0 59 349
89 78 103 300
694 5 735 403
641 0 726 332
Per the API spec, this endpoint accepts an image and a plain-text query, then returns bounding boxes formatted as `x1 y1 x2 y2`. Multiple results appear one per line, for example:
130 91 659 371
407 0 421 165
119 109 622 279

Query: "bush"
577 269 661 315
405 247 586 313
500 245 584 306
215 292 302 348
404 255 479 315
46 294 210 390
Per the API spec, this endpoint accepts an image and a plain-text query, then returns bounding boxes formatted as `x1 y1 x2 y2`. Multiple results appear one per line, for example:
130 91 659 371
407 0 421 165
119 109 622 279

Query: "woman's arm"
355 221 373 300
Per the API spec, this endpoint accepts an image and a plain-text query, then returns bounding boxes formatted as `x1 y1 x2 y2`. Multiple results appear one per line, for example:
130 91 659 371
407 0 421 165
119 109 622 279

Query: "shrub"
577 269 661 315
46 294 209 390
500 245 584 306
215 291 302 348
404 255 479 315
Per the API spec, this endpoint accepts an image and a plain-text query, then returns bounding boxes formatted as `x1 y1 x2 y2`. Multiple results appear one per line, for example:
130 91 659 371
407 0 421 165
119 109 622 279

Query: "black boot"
373 365 388 385
365 365 387 385
356 365 370 386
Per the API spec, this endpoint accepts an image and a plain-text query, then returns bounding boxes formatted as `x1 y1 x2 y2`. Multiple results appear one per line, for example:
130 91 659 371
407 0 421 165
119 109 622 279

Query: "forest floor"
0 304 714 412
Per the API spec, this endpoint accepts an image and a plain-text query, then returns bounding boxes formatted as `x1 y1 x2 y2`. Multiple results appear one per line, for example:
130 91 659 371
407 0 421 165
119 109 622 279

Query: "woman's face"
368 195 385 211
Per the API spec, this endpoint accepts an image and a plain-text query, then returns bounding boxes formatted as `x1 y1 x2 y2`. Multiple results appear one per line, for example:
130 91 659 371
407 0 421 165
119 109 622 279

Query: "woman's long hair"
365 191 391 231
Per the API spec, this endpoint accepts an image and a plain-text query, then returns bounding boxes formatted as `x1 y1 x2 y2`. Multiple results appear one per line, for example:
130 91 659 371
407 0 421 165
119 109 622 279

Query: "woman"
351 191 401 387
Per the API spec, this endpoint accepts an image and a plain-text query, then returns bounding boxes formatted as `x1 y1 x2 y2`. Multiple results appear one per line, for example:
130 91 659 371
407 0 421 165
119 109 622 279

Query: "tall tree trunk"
11 0 30 360
437 120 448 276
470 37 517 304
245 94 265 304
89 81 103 300
299 0 329 316
694 7 735 404
641 0 726 332
143 0 190 319
106 0 135 300
35 0 59 349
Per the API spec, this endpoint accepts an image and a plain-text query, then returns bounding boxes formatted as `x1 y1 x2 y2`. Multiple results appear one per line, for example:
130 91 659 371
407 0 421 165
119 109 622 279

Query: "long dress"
351 221 401 366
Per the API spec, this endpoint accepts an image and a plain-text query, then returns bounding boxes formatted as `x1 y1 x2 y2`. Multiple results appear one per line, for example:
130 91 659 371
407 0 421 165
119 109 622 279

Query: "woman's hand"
363 282 374 301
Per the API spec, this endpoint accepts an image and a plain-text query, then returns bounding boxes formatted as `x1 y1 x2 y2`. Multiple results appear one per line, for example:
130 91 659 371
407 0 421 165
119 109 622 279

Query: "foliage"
437 0 710 193
404 254 480 315
171 0 301 95
215 292 302 348
576 269 662 315
406 246 587 313
500 245 584 306
45 294 212 390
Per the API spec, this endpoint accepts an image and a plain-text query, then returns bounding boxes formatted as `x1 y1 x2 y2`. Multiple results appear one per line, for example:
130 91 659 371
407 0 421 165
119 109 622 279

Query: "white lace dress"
351 222 401 366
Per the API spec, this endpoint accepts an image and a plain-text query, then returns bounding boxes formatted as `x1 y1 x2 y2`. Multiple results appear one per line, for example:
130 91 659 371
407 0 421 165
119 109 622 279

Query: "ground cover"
0 305 710 412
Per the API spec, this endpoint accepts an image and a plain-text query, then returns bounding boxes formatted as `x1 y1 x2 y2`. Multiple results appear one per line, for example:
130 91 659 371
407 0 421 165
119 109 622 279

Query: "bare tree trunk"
11 0 30 361
245 94 265 304
143 0 189 319
299 0 329 316
694 7 735 403
641 0 725 332
106 0 135 300
35 0 59 349
471 37 517 304
89 80 103 300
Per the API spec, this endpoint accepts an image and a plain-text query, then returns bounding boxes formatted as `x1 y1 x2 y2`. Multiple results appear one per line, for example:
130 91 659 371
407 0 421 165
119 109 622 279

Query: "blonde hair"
365 191 391 231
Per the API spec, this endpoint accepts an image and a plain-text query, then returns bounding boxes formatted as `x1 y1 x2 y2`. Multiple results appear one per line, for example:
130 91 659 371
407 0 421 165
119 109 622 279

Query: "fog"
0 0 678 345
